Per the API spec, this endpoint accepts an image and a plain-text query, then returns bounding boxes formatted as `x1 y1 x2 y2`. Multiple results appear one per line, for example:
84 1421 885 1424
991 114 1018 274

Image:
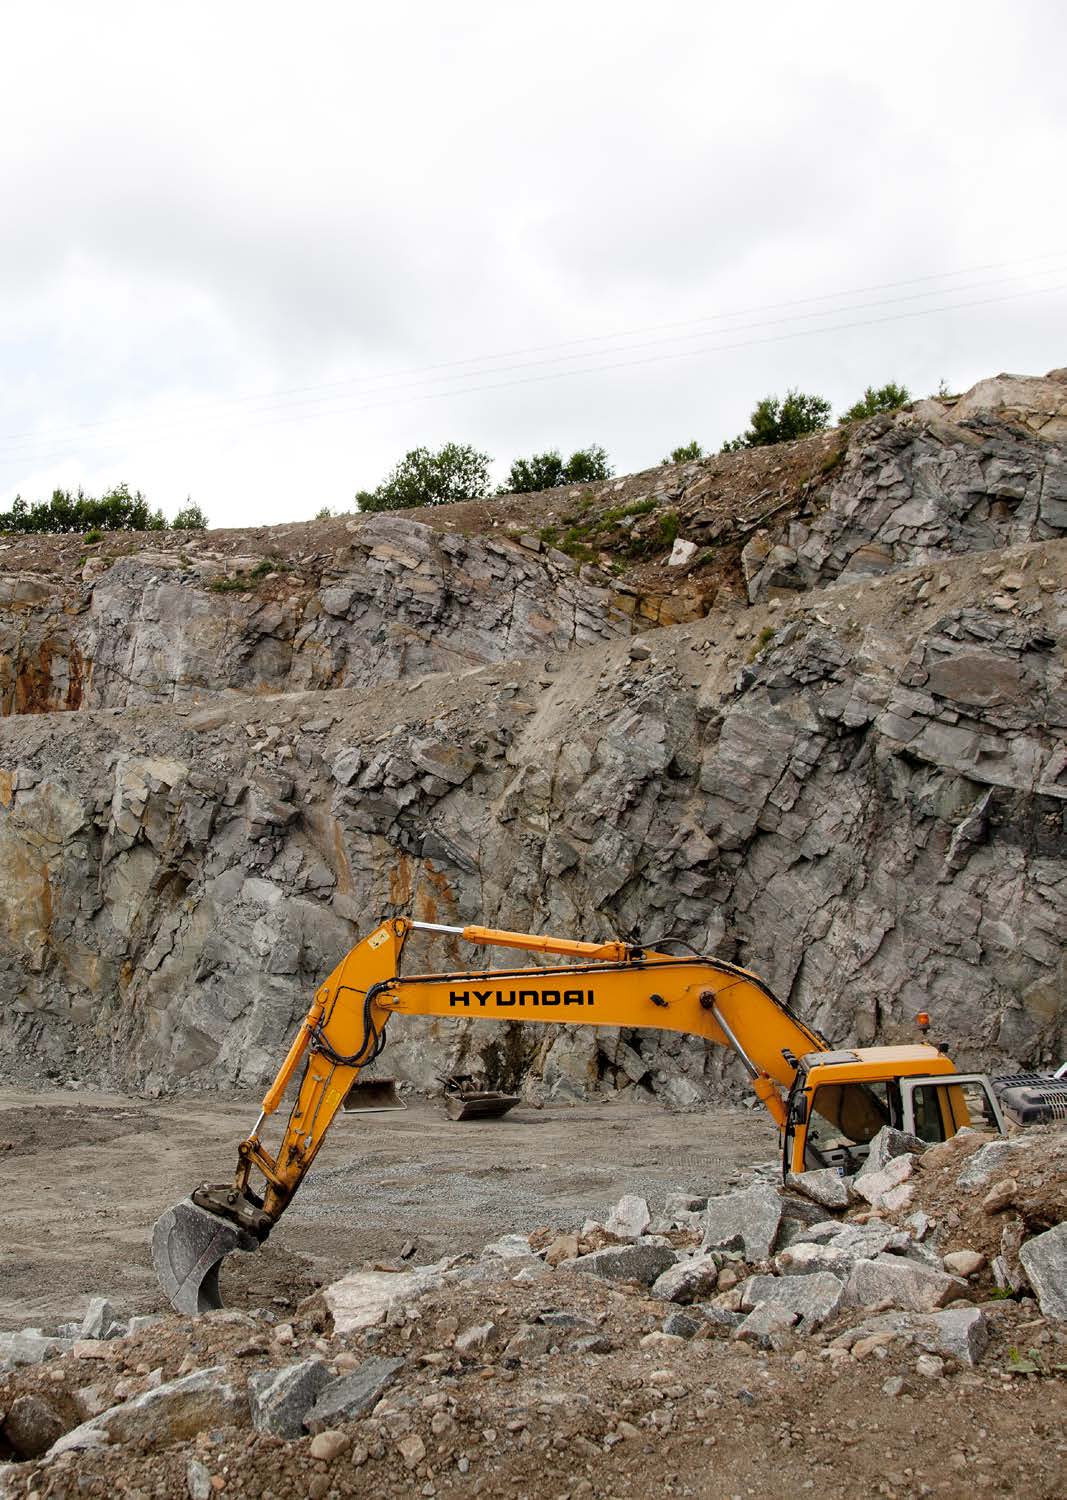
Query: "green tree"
0 482 166 534
172 500 210 530
838 382 911 424
663 440 704 464
502 450 567 494
356 442 493 512
314 505 333 520
502 444 613 494
562 445 613 483
722 389 832 451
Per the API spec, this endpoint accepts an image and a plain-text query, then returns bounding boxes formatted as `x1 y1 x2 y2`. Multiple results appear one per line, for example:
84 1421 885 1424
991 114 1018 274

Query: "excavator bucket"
342 1076 406 1113
444 1090 520 1121
151 1198 259 1316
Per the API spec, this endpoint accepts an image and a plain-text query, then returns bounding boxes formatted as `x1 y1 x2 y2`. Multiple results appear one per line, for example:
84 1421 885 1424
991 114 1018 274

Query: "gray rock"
664 1192 707 1217
49 1367 244 1455
662 1310 701 1339
739 1271 844 1329
702 1184 782 1262
734 1302 798 1346
303 1356 405 1434
833 1223 912 1260
844 1257 963 1312
186 1458 213 1500
80 1297 119 1341
572 1334 616 1354
703 1306 745 1330
778 1194 836 1229
249 1358 331 1438
0 1329 72 1370
787 1220 848 1246
1 1393 65 1458
502 1323 555 1360
957 1138 1029 1190
563 1244 678 1286
481 1233 534 1260
1018 1223 1067 1321
785 1169 850 1209
126 1314 162 1336
853 1306 989 1366
775 1242 856 1278
651 1252 722 1303
912 1307 989 1365
454 1322 496 1354
855 1128 926 1179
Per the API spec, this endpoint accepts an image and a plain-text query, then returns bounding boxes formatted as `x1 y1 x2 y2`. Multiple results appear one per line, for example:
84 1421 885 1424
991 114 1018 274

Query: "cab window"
909 1084 948 1143
907 1078 1000 1138
805 1080 900 1170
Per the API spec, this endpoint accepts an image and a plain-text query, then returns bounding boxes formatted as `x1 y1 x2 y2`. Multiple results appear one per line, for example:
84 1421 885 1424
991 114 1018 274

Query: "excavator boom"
151 916 930 1313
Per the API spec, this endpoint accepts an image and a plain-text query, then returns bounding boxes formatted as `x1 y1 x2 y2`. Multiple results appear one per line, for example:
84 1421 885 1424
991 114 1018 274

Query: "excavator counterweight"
151 916 1003 1314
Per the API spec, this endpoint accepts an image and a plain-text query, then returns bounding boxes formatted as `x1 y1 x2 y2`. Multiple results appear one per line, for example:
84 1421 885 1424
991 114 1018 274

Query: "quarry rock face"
0 372 1064 1099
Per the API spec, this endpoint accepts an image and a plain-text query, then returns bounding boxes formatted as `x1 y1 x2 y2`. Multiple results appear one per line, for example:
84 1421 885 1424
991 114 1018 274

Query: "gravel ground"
0 1087 777 1329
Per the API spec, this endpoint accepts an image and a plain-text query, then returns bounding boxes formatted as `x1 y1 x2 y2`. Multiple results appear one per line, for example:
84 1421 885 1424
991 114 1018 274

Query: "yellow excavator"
152 917 1008 1314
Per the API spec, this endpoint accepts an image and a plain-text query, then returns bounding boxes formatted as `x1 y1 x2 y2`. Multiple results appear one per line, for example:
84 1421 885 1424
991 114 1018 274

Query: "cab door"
900 1074 1007 1142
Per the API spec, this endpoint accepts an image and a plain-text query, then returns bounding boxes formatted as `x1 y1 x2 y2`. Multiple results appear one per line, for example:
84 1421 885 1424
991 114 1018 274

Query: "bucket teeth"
151 1197 259 1315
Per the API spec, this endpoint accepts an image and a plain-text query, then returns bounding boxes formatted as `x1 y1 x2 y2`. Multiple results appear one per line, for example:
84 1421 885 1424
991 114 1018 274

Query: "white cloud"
0 0 1064 525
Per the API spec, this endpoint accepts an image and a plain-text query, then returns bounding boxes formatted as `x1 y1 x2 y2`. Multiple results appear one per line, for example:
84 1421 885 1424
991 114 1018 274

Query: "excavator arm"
152 917 826 1313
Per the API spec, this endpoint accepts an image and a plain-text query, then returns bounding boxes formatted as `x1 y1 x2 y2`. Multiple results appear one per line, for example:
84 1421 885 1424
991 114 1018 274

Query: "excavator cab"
783 1051 1007 1175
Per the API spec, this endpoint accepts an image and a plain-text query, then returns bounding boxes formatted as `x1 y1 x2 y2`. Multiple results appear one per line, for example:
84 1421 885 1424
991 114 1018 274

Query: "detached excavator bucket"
342 1076 406 1113
444 1090 520 1122
151 1198 259 1316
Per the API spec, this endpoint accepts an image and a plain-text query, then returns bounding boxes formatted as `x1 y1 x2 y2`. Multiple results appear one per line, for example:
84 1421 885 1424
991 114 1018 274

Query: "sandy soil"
0 1087 777 1330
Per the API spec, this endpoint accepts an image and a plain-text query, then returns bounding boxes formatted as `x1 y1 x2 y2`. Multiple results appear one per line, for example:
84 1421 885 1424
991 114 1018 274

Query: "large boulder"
249 1359 331 1438
563 1244 678 1287
322 1260 451 1334
1018 1223 1067 1322
651 1252 722 1303
304 1357 406 1434
844 1257 963 1312
49 1368 244 1455
604 1194 651 1241
739 1271 844 1330
702 1184 782 1262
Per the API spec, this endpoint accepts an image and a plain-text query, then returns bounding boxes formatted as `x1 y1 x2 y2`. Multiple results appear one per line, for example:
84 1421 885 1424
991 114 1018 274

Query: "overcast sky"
1 1 1065 528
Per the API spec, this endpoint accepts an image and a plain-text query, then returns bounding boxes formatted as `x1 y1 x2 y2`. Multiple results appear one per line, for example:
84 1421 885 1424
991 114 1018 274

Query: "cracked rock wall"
0 372 1064 1101
0 545 1062 1100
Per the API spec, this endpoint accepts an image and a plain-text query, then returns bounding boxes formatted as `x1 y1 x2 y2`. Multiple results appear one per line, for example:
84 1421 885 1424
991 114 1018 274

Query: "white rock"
852 1154 915 1211
454 1322 496 1354
604 1194 651 1241
651 1253 721 1304
668 538 698 568
942 1249 984 1277
481 1234 533 1260
322 1259 452 1334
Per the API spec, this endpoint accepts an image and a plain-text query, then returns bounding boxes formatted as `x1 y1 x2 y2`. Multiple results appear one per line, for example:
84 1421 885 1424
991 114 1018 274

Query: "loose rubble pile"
2 1123 1063 1498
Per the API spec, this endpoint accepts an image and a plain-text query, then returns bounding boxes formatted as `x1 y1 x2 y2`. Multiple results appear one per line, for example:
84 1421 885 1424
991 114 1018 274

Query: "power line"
3 249 1065 451
3 278 1063 476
